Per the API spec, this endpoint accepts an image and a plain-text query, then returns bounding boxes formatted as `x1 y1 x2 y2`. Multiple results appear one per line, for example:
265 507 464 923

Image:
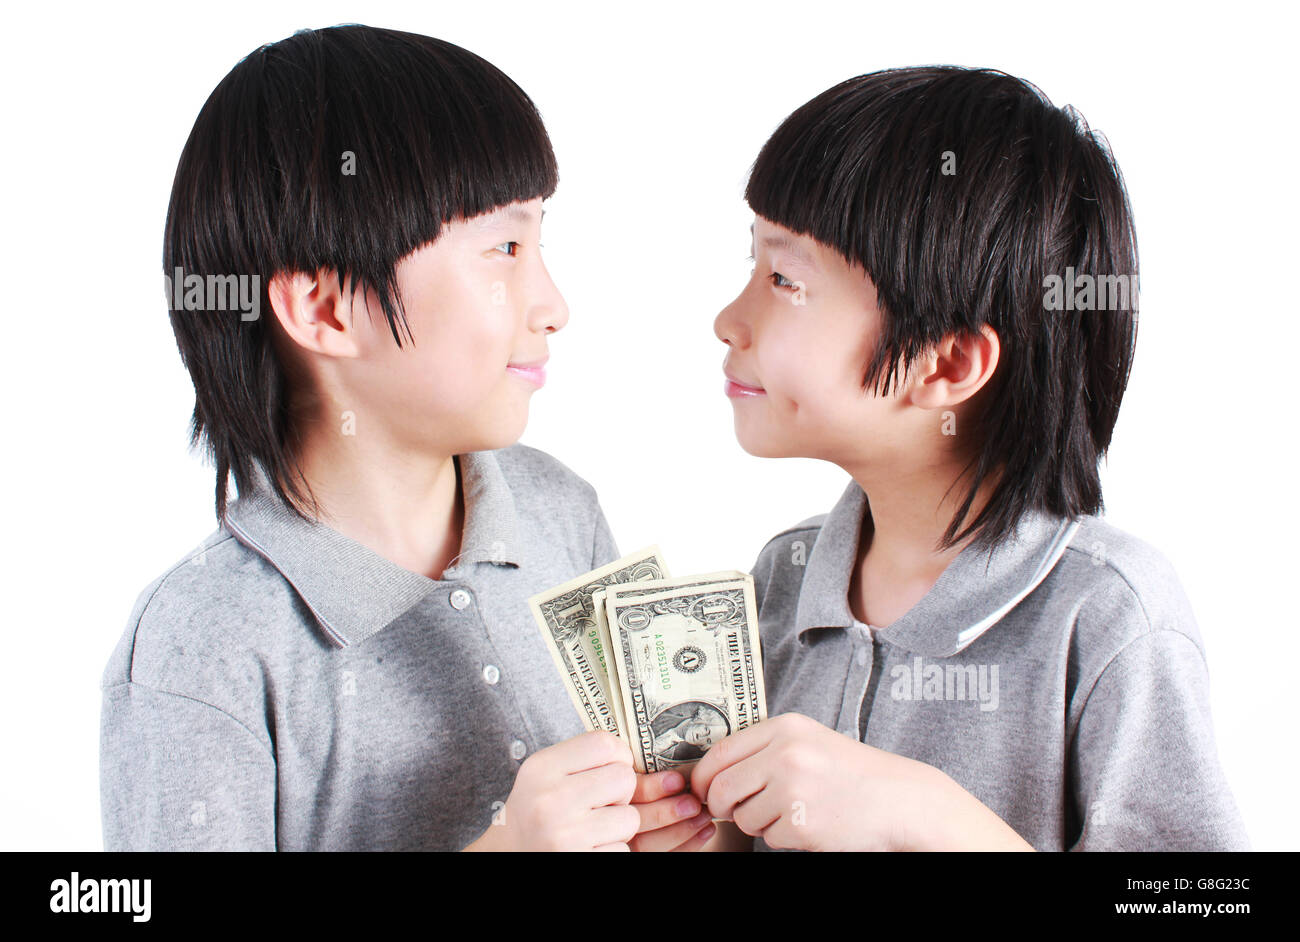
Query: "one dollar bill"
604 572 767 774
528 547 670 736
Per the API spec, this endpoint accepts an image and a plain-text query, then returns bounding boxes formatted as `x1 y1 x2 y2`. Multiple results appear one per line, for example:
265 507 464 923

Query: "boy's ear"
266 268 361 358
906 324 1000 409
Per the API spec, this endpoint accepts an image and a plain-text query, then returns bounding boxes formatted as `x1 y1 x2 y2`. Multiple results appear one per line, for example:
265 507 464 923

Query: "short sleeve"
749 548 766 604
100 681 277 850
1068 630 1249 850
591 500 620 569
749 538 781 616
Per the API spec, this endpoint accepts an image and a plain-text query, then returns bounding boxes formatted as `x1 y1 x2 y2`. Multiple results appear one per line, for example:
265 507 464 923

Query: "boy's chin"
441 405 529 456
732 424 794 459
477 414 530 452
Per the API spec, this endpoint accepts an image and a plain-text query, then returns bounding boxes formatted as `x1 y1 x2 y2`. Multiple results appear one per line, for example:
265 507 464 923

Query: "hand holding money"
530 547 767 776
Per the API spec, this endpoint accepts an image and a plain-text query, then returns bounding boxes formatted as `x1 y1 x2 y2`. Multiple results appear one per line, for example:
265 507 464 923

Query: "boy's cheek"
371 359 490 420
430 369 507 414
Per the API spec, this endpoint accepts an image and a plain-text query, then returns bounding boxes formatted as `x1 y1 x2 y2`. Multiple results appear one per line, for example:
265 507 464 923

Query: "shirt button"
482 664 500 685
854 648 868 667
449 589 472 610
509 739 527 760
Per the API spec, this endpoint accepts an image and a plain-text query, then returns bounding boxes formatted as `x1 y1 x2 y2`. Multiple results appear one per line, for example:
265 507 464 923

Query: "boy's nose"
713 296 750 349
530 262 570 334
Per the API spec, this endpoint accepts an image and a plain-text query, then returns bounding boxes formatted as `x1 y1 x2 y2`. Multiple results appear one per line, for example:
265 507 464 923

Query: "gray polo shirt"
750 479 1250 851
99 444 617 851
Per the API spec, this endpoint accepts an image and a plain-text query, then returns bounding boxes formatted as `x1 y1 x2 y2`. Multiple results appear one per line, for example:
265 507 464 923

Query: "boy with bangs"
99 25 715 852
694 66 1249 851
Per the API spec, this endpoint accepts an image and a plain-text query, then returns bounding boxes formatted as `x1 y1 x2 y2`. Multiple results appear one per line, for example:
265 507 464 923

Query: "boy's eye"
494 241 520 257
746 255 795 291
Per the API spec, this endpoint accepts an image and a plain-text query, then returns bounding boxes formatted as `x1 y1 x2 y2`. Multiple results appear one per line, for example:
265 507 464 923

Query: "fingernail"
690 810 711 827
675 796 700 818
663 772 684 791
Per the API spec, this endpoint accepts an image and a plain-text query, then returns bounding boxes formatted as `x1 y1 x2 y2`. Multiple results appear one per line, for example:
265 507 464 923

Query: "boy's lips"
507 355 547 388
723 368 766 398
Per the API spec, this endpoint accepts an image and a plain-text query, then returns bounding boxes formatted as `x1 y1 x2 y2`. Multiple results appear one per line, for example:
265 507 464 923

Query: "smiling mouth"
724 379 765 398
723 368 765 397
506 363 546 387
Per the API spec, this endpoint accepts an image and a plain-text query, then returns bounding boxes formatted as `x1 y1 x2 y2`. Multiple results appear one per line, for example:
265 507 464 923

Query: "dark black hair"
745 66 1139 551
164 24 559 523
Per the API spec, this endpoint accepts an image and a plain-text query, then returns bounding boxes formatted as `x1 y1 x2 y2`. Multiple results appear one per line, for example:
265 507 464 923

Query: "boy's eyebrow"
473 206 544 228
750 222 816 269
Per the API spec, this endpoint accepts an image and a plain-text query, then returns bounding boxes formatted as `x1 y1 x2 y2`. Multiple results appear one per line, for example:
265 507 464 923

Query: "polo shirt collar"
794 479 1081 657
223 450 519 648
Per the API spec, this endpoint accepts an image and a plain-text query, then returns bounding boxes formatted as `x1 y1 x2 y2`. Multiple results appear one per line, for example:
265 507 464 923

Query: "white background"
2 0 1296 850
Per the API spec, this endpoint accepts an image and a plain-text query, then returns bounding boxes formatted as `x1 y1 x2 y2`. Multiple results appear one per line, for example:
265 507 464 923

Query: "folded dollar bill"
528 547 670 737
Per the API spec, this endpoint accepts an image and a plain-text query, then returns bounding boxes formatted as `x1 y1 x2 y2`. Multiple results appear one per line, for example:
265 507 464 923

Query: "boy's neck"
844 457 996 629
290 429 465 582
